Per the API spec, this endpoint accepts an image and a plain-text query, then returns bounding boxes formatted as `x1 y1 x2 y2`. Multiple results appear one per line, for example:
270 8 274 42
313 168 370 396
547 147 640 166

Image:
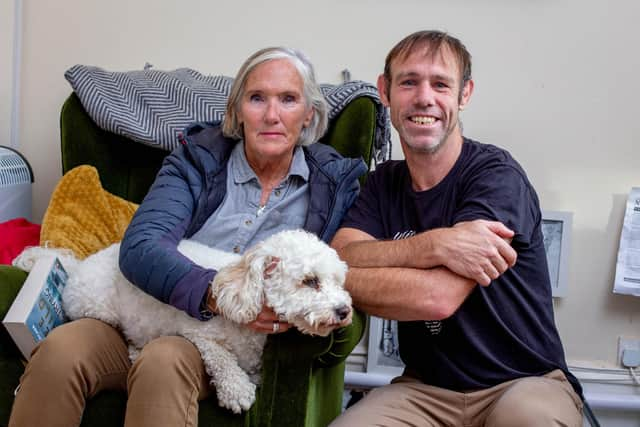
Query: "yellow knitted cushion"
40 165 139 259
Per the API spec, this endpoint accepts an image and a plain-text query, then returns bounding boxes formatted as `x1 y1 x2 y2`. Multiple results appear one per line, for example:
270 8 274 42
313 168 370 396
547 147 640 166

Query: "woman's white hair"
222 47 329 147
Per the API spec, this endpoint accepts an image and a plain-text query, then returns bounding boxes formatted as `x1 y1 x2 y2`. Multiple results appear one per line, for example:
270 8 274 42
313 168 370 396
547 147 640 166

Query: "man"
330 31 583 426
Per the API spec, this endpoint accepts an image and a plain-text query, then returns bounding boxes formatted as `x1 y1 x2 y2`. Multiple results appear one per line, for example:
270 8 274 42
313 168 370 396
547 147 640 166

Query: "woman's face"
238 59 314 163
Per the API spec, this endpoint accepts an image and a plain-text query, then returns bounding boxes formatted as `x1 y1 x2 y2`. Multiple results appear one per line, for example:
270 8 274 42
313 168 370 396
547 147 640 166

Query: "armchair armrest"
0 265 29 423
250 309 365 427
0 265 27 320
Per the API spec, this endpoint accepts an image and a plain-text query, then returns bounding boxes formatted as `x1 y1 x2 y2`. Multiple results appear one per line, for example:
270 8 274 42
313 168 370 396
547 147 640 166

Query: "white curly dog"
13 229 353 414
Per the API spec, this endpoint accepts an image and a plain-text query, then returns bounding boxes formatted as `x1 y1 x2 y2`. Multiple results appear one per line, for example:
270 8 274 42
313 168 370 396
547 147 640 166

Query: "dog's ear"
263 256 280 278
210 246 270 324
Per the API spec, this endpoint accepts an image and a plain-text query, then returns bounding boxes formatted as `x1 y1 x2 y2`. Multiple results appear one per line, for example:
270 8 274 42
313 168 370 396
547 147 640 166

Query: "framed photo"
366 316 405 376
541 210 573 298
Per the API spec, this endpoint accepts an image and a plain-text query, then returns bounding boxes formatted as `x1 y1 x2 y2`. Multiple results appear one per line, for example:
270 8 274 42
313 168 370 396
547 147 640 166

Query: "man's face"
378 46 473 154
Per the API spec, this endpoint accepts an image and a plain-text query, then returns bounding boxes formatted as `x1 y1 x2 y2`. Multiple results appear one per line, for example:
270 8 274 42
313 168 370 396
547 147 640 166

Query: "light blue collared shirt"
190 141 309 254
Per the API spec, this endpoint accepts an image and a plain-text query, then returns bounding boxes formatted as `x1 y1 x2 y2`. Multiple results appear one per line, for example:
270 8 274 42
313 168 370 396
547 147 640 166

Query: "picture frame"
366 316 405 376
541 210 573 298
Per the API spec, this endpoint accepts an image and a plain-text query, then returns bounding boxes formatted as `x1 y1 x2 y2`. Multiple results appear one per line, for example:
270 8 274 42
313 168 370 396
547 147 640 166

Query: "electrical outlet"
618 336 640 366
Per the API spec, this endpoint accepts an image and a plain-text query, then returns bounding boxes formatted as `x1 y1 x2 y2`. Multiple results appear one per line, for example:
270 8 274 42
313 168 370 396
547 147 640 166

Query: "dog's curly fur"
13 229 352 413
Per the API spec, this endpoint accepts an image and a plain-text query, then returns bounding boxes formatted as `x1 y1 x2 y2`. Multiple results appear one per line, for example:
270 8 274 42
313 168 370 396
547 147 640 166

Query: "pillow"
40 166 138 259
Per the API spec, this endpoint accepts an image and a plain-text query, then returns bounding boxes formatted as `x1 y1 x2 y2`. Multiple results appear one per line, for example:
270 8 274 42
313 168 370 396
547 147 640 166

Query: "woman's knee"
125 337 208 427
19 318 129 400
30 318 124 373
128 336 207 391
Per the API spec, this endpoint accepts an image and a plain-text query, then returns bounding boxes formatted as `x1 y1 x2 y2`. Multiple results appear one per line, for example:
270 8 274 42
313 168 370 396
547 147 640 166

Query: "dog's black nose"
335 305 351 321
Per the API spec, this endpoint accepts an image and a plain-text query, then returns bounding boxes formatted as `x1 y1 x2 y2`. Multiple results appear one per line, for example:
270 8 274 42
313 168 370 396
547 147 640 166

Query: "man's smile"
409 115 438 125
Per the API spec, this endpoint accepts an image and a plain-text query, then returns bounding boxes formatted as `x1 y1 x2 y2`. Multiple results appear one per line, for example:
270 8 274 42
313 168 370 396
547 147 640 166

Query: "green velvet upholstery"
0 91 376 426
0 266 27 426
60 94 169 204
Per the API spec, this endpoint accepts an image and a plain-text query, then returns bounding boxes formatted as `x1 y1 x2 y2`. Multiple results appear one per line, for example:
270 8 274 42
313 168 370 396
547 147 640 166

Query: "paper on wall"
613 187 640 296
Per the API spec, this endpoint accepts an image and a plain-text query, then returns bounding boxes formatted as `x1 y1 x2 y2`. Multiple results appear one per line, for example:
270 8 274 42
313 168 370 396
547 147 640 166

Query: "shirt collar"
231 141 309 184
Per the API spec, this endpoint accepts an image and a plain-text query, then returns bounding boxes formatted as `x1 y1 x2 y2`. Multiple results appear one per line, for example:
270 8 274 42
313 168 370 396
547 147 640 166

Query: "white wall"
0 0 15 148
15 0 640 366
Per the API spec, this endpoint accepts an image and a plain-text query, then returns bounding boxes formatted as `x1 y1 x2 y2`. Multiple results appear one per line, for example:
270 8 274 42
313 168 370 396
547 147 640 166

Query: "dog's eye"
302 276 319 289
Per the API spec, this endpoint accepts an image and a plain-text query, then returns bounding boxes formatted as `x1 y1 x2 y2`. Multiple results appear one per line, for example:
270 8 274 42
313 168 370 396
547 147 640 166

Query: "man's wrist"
413 228 444 268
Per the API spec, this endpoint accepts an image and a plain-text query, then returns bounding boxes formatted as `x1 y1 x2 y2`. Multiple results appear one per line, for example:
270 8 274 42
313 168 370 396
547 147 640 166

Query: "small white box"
3 256 69 359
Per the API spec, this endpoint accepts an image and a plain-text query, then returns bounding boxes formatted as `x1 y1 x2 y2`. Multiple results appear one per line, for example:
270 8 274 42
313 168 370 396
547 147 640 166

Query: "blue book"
3 256 69 359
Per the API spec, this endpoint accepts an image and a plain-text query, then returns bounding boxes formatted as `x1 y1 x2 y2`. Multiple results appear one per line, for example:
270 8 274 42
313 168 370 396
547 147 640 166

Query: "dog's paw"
213 376 256 414
12 247 45 272
128 345 141 363
249 371 261 385
13 246 77 272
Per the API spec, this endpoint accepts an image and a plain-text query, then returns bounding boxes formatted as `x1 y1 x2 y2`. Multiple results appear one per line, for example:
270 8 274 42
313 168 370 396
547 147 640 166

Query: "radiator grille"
0 147 33 186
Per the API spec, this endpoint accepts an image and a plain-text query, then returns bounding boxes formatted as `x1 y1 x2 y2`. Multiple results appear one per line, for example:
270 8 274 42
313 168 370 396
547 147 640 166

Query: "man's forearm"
345 265 475 321
335 229 445 269
332 221 517 286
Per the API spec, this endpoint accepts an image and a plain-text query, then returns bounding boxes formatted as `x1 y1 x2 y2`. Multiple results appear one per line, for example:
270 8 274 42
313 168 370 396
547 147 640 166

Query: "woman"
9 47 366 427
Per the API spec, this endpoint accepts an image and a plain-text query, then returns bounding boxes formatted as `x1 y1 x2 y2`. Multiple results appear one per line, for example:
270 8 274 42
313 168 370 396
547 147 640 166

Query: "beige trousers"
9 318 210 427
332 370 583 427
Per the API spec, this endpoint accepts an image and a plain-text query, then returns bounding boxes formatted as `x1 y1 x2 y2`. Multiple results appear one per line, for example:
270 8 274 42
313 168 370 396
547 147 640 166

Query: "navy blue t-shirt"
341 138 581 396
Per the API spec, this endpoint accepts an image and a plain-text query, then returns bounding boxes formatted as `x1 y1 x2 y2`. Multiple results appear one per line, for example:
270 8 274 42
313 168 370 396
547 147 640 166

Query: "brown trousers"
9 318 210 427
332 370 583 427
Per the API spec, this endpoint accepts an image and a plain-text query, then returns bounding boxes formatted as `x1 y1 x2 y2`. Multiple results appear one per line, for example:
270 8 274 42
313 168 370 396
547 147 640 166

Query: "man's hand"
433 220 517 286
247 305 291 334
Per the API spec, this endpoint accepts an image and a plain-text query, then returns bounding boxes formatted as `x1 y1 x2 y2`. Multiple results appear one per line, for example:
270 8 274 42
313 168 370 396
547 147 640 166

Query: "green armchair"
0 92 377 426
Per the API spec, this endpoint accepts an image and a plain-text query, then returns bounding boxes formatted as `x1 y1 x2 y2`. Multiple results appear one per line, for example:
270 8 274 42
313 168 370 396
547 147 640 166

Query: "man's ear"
459 79 474 110
377 74 390 107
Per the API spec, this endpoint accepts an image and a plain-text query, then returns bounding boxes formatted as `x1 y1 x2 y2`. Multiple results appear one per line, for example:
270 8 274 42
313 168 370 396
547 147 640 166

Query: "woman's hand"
247 305 291 334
